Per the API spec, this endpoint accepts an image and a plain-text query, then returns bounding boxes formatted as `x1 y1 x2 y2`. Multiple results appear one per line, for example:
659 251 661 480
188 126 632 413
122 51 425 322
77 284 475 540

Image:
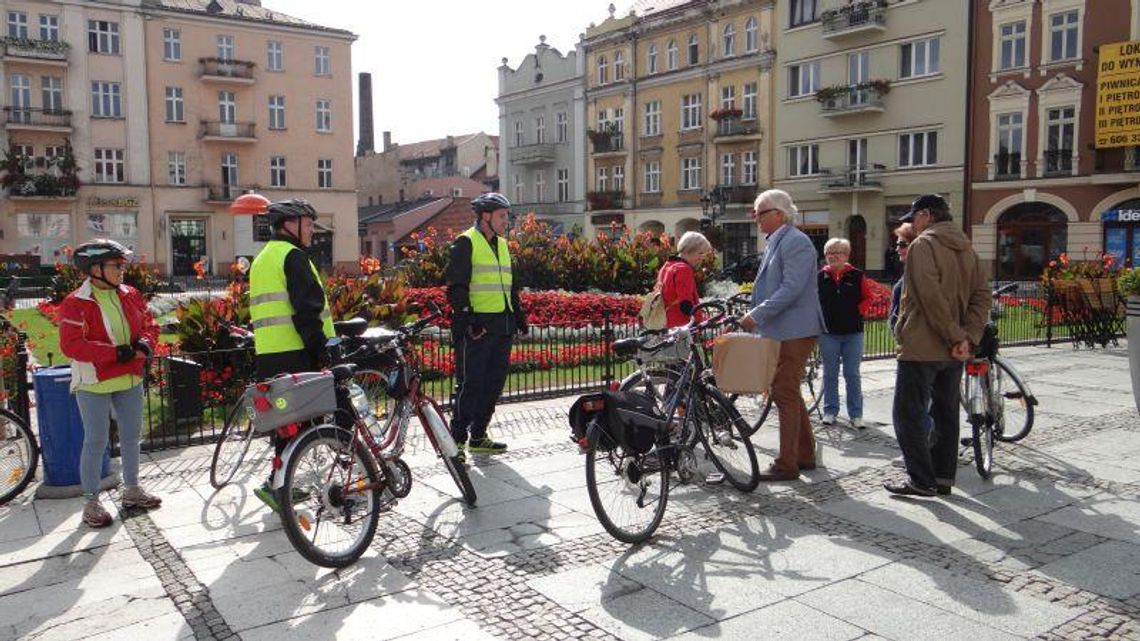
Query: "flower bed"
404 287 643 328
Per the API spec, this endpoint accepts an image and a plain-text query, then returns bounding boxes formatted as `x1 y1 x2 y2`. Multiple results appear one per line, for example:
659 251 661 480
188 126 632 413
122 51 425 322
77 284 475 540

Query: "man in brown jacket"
887 194 990 497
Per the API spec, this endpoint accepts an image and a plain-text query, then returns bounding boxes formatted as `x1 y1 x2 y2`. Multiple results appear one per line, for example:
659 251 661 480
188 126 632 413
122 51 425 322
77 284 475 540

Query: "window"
721 85 736 110
164 87 184 122
40 76 63 112
267 40 283 71
614 51 625 81
556 112 567 143
217 35 234 61
315 99 331 132
1049 11 1079 61
681 93 702 130
900 37 941 79
317 158 332 188
93 148 124 183
723 24 735 57
789 144 819 176
597 108 611 133
720 153 736 185
596 166 608 192
687 34 699 65
647 43 658 74
848 50 869 85
221 152 238 186
743 82 758 119
1045 106 1075 174
557 168 569 202
39 15 59 42
667 40 678 70
999 21 1026 70
995 112 1023 177
681 157 702 190
168 151 186 185
613 107 625 133
644 161 661 193
790 0 819 27
898 130 938 167
643 100 661 136
788 61 820 98
535 170 546 201
315 46 331 75
268 95 286 129
996 203 1069 279
745 17 758 52
88 20 120 54
613 166 625 192
597 55 608 84
270 156 286 187
9 75 30 118
513 174 524 202
91 81 122 118
162 28 181 61
218 91 236 123
535 116 545 144
7 12 27 39
742 151 758 185
44 145 66 159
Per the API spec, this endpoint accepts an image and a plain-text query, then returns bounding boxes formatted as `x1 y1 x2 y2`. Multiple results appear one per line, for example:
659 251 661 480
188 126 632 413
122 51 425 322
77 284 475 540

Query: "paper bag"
711 333 780 394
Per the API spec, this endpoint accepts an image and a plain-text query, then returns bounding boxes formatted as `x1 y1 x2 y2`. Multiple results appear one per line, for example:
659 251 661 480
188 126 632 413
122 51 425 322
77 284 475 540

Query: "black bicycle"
0 315 38 506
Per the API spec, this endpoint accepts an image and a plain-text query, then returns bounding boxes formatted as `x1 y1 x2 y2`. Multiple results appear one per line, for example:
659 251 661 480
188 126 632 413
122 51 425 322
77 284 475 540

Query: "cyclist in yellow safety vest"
446 192 528 460
248 198 335 512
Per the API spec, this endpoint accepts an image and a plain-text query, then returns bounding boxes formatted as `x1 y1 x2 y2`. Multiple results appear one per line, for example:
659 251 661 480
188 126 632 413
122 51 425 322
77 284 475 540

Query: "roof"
391 132 488 161
142 0 355 37
357 197 445 226
630 0 690 16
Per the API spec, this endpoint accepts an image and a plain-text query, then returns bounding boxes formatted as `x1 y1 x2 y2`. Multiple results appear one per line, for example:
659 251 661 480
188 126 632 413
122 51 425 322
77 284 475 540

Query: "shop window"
996 203 1068 280
1102 197 1140 269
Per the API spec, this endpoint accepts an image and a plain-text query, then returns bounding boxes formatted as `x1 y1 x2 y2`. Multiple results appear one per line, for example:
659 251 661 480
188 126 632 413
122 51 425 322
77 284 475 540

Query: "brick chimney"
383 131 392 152
356 73 374 156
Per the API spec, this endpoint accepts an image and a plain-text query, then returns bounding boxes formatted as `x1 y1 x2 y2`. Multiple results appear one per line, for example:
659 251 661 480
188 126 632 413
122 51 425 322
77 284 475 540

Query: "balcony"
200 121 257 143
205 184 257 203
713 183 759 204
713 117 762 142
590 133 625 155
818 84 887 117
993 152 1022 180
508 143 557 166
5 174 78 201
821 1 887 39
1 37 69 65
819 165 885 193
512 201 583 217
3 107 72 132
1042 148 1073 176
198 57 256 84
586 190 626 211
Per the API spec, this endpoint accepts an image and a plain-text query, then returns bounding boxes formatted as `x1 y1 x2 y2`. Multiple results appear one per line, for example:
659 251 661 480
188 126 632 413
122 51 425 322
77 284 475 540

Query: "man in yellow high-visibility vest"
248 198 335 511
446 192 527 459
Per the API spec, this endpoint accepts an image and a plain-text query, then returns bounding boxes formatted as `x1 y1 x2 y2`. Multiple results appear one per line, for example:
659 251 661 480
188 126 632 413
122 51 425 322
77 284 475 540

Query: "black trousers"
451 326 513 444
892 360 963 489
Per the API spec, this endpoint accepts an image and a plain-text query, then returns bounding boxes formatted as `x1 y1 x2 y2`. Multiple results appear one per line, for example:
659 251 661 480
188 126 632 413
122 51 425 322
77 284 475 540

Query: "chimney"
356 73 375 156
382 131 392 152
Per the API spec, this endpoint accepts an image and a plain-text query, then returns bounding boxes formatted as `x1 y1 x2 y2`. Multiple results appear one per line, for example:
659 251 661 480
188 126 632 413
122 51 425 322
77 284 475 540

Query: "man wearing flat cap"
887 194 990 498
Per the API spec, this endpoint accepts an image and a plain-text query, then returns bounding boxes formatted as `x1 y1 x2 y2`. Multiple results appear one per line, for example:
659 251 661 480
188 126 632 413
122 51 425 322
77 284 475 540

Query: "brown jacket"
896 221 990 361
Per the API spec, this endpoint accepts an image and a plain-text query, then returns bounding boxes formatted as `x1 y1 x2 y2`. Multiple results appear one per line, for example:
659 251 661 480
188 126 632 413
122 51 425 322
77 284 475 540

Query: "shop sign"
1096 40 1140 148
86 196 139 209
1102 209 1140 223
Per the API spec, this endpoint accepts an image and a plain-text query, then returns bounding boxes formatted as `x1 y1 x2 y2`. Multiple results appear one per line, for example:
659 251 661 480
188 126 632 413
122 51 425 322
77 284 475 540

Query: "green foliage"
1118 267 1140 296
325 262 411 326
172 282 250 352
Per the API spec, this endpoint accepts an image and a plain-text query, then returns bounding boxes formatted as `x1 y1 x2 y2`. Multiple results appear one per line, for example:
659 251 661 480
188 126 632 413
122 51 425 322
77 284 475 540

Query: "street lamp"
699 186 727 229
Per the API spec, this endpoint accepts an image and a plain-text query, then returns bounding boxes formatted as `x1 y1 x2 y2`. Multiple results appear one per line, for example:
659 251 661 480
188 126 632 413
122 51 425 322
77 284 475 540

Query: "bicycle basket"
568 392 615 451
602 389 666 455
638 331 691 364
244 371 338 434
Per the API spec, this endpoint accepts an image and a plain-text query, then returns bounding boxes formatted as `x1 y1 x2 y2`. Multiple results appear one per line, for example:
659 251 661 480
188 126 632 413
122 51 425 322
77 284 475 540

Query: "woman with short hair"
658 231 713 328
817 237 875 428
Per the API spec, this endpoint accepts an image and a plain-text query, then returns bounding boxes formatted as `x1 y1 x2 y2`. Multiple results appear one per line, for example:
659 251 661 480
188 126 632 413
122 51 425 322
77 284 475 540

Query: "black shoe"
883 481 937 497
936 484 952 496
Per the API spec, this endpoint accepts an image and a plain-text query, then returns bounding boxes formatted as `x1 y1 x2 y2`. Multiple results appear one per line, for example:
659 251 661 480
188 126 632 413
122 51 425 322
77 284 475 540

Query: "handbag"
711 333 780 394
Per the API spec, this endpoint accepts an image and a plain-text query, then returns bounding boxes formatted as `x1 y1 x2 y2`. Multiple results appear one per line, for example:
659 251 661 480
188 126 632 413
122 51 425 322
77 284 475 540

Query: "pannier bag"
568 392 614 451
244 371 338 434
602 389 666 454
711 333 780 394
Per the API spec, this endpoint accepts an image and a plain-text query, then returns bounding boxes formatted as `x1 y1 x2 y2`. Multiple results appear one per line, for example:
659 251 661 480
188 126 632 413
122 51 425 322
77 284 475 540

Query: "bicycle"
0 314 38 506
572 318 759 544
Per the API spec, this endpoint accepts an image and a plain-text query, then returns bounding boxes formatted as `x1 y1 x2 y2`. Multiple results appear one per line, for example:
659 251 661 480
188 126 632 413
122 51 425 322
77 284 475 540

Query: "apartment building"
497 36 587 234
581 0 777 264
773 0 968 275
1 0 357 275
355 131 498 208
967 0 1140 279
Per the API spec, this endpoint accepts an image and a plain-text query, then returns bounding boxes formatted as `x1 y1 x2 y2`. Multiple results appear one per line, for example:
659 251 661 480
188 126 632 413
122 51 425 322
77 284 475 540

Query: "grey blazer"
747 224 826 341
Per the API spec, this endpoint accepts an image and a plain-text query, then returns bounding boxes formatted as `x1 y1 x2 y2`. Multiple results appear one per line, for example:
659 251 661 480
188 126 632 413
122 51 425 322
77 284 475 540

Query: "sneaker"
822 413 837 425
83 499 113 528
121 486 162 510
254 484 281 514
467 437 508 454
454 444 467 464
851 417 865 429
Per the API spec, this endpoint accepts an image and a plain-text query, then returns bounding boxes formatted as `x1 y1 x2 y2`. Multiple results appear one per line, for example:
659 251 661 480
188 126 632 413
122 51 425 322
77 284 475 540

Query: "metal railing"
2 107 72 128
590 134 624 154
821 2 887 36
1043 148 1073 176
715 118 760 138
819 86 886 115
993 152 1021 179
0 36 70 61
200 121 256 140
205 183 256 202
198 57 255 80
821 164 885 191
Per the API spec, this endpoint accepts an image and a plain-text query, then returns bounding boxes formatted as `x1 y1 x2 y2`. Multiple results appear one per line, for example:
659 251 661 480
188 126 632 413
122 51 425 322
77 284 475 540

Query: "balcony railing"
820 164 885 192
821 1 887 38
198 57 256 81
590 134 624 154
819 85 886 116
993 152 1021 180
508 143 557 165
586 190 626 210
1 36 70 62
714 183 759 204
5 173 78 199
1042 148 1073 176
714 118 761 139
205 184 256 202
2 107 71 129
200 121 257 141
512 201 584 217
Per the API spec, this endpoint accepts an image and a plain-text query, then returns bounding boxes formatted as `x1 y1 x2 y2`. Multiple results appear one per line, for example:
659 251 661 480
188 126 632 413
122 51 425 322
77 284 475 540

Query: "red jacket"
658 257 699 328
59 280 159 389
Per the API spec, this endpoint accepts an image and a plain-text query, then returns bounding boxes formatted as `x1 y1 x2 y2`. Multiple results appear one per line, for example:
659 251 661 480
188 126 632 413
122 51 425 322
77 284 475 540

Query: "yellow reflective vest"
461 227 513 313
249 239 334 355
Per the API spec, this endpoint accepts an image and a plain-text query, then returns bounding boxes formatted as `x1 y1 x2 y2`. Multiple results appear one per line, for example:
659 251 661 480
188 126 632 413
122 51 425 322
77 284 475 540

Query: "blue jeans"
75 384 144 495
819 332 863 419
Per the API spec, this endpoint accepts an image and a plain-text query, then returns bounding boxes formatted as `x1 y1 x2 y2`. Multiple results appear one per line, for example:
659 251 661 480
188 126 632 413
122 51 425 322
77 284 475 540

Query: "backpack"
639 266 670 330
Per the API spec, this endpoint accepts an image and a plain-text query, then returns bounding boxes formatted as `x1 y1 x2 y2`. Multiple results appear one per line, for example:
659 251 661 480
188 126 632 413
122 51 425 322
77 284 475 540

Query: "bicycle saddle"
331 363 357 381
334 318 368 337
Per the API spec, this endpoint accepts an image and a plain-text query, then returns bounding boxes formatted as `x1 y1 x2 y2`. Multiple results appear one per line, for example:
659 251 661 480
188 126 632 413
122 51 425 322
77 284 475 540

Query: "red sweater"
658 257 698 328
59 280 159 388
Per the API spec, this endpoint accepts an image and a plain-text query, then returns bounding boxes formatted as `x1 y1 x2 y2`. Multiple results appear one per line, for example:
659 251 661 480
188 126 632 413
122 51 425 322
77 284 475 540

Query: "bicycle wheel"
751 350 824 434
619 364 682 398
695 385 759 492
210 395 256 489
422 400 476 507
971 413 994 480
585 445 668 544
280 426 382 568
0 408 38 505
992 357 1034 443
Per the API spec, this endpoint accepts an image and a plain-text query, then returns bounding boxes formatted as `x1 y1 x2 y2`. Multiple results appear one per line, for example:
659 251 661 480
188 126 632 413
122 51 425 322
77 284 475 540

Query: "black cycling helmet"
265 198 318 227
72 239 132 274
471 192 511 215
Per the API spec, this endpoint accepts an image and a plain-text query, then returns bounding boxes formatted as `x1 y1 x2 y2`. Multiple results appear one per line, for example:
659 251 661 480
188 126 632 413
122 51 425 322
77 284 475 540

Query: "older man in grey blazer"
739 189 827 481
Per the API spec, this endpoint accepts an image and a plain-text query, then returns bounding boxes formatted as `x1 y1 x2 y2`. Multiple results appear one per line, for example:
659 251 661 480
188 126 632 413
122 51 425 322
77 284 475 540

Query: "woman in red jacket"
59 240 162 528
657 231 713 328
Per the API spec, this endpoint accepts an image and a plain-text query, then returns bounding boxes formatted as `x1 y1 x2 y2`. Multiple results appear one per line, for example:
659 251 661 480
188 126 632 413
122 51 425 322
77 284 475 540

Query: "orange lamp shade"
229 192 270 214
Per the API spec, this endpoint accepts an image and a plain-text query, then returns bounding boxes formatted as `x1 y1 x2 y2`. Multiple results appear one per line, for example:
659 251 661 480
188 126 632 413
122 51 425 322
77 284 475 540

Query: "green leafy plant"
325 258 411 326
1118 267 1140 296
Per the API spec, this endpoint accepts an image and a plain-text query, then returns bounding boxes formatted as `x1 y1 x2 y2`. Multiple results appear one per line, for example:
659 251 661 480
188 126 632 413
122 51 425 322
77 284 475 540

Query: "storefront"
1103 199 1140 269
85 196 140 253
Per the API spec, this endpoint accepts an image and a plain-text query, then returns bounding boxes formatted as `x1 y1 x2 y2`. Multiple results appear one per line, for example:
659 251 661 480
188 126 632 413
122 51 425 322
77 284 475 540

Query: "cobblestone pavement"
1 344 1139 640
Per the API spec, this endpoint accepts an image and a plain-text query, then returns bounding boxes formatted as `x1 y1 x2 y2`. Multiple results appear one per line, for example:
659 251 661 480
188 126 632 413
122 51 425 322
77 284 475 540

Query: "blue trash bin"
33 366 110 487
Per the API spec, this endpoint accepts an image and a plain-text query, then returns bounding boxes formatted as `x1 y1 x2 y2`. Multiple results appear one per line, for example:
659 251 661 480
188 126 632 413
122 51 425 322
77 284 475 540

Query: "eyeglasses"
895 241 910 249
753 208 781 218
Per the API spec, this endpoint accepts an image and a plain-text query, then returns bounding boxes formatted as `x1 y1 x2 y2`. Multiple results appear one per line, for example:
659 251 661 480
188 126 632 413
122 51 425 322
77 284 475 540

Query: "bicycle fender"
271 424 346 490
994 356 1038 405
